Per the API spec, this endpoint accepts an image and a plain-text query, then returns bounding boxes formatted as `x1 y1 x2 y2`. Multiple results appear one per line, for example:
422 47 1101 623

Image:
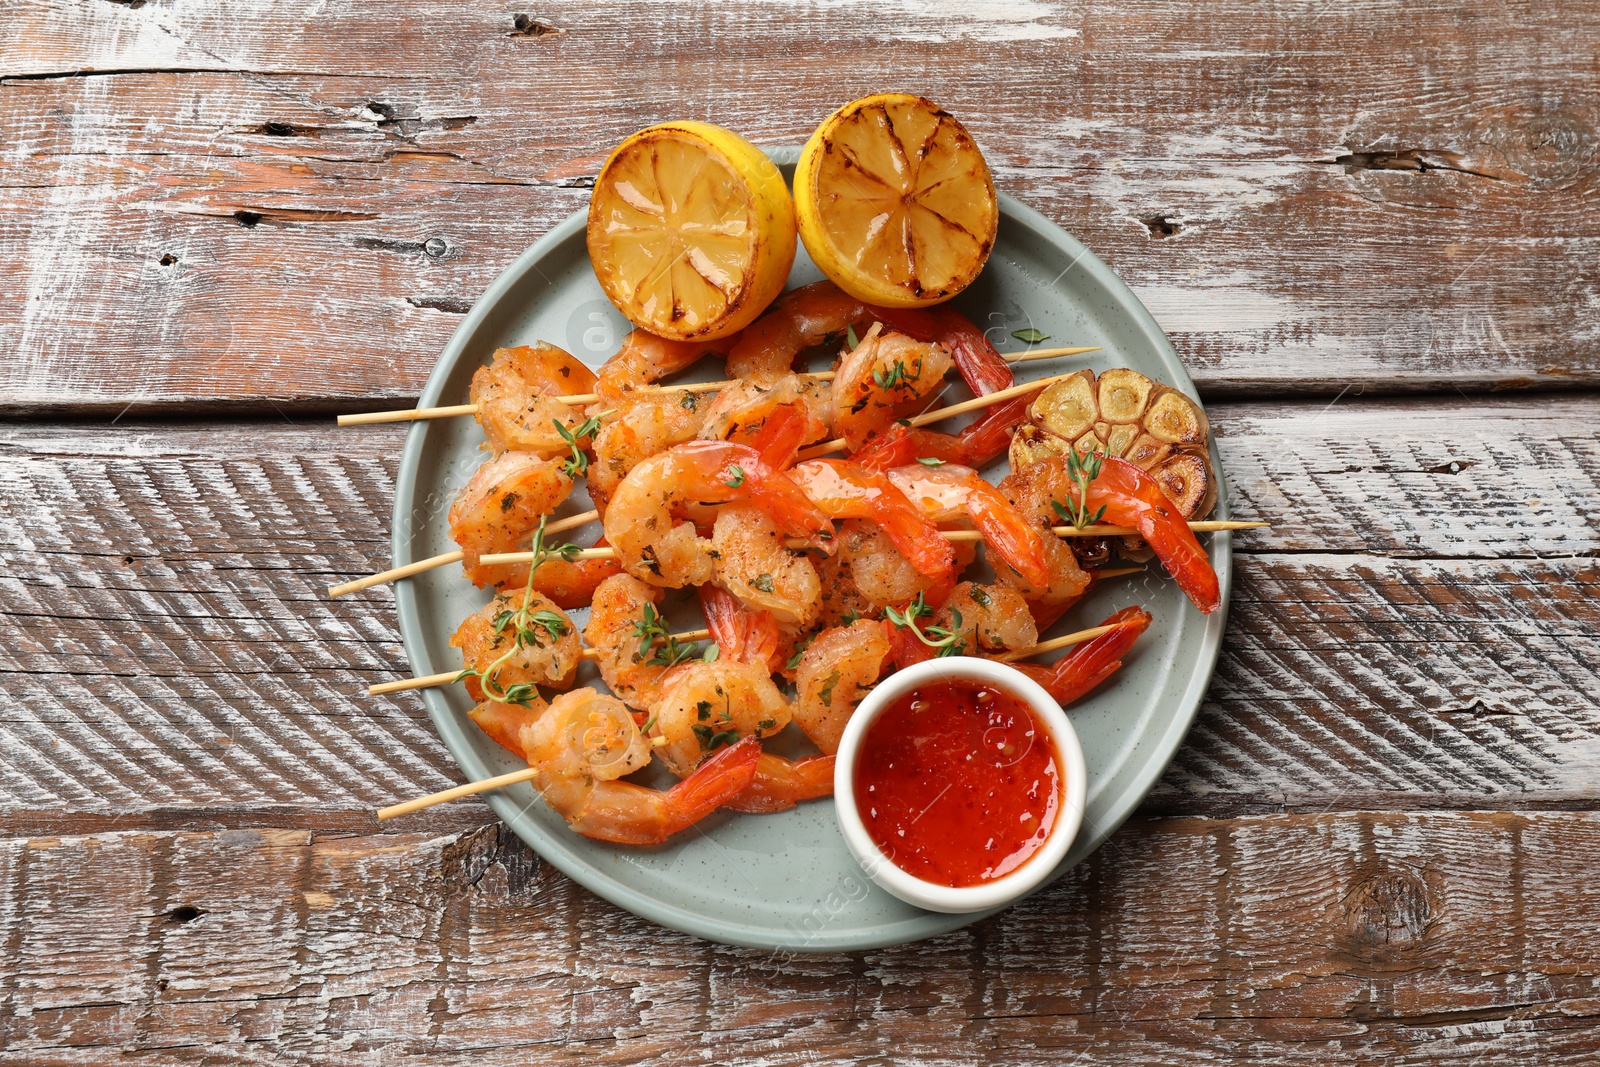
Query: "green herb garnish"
553 410 612 477
455 517 579 706
1054 447 1108 528
884 592 965 657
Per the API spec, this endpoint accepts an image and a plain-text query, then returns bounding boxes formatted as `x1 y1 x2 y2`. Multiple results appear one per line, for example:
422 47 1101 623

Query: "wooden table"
3 2 1597 1062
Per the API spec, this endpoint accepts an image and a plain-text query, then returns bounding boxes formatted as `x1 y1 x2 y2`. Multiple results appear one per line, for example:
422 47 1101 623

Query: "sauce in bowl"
853 680 1062 887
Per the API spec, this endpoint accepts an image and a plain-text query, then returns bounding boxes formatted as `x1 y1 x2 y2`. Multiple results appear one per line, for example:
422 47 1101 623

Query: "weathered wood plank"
1 813 1598 1062
2 0 1598 409
0 396 1595 829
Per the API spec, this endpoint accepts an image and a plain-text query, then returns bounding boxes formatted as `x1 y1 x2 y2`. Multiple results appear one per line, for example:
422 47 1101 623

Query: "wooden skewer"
339 403 482 426
337 347 1100 427
624 346 1100 396
941 519 1270 542
996 621 1134 662
373 609 1132 820
476 520 1269 566
368 628 715 696
377 765 540 820
326 510 601 598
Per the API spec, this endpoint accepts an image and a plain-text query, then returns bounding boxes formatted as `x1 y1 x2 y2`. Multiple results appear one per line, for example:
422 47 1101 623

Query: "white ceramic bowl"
832 656 1088 913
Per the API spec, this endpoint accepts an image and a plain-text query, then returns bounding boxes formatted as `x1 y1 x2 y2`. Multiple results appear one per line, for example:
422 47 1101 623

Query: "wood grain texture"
1 395 1595 833
1 813 1598 1064
5 3 1600 1059
3 0 1599 410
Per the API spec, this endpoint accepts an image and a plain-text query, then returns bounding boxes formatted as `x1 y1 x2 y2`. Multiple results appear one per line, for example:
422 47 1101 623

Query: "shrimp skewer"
472 519 1267 570
690 586 838 814
376 611 1150 823
796 371 1082 461
379 690 762 844
329 380 1101 596
1008 606 1155 704
1004 454 1223 614
336 344 1093 427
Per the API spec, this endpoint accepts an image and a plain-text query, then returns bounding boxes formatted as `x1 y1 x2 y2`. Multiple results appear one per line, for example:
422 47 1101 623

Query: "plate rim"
390 184 1231 952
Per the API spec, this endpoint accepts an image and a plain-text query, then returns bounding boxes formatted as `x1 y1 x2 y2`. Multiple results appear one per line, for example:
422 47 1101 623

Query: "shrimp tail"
725 753 836 813
1089 458 1221 614
950 394 1031 466
871 306 1014 397
699 584 786 671
563 736 762 846
658 736 764 834
748 401 811 469
954 477 1052 589
1016 606 1154 706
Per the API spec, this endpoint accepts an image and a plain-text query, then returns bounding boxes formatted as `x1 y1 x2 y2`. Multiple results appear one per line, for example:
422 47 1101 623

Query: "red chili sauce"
853 681 1061 887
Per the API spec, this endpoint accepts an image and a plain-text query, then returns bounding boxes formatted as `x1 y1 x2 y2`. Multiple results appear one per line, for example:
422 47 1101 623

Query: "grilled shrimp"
994 461 1095 612
711 502 822 629
830 323 954 451
466 699 549 760
698 583 788 675
695 584 833 812
1011 606 1154 705
469 343 600 457
519 689 761 845
725 280 869 383
648 661 792 778
789 458 954 579
588 390 709 513
595 328 735 399
838 518 972 610
526 535 623 610
940 582 1038 653
887 462 1052 589
853 305 1029 471
583 573 677 711
447 451 576 589
792 619 891 754
451 590 581 700
812 548 882 631
602 441 834 588
1004 454 1219 613
697 373 833 461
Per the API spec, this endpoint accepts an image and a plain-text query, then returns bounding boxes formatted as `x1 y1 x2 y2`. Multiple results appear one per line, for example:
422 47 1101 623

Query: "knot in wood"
1476 106 1598 187
1343 863 1435 956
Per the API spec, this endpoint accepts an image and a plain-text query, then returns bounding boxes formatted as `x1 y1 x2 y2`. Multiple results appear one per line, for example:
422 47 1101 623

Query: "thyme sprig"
883 592 966 658
553 410 612 478
455 517 580 706
1052 447 1108 529
630 602 709 667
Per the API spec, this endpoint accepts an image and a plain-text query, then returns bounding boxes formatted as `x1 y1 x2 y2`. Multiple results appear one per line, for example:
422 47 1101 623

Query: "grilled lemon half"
794 93 998 308
587 121 796 341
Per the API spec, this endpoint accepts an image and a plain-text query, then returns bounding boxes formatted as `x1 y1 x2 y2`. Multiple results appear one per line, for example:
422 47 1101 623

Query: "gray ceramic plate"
391 149 1230 952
